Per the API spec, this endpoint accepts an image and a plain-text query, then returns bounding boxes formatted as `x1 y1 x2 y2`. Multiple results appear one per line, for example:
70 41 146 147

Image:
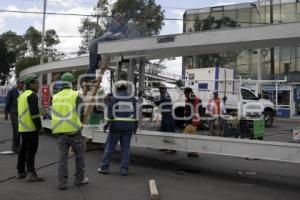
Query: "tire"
264 111 273 128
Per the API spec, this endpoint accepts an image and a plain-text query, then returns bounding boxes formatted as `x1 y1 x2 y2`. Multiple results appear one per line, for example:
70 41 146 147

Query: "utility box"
240 119 265 140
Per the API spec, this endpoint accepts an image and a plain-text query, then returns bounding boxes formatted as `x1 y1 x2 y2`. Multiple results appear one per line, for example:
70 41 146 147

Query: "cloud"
45 6 94 56
0 18 5 33
4 5 41 19
163 57 182 74
172 10 184 34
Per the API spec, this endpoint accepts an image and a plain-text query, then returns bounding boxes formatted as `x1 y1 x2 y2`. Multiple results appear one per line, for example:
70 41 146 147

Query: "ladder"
82 55 110 125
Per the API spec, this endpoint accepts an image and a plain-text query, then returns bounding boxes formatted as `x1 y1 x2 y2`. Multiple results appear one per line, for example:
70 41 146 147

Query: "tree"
15 57 40 77
1 27 62 77
78 0 109 55
194 16 239 68
0 38 11 85
1 31 27 61
78 0 165 54
112 0 164 37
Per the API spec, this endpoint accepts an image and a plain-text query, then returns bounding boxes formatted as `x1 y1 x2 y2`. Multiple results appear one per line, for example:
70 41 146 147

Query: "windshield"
241 89 257 100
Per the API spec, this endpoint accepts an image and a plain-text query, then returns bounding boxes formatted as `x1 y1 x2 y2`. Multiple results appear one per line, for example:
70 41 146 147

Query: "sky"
0 0 253 73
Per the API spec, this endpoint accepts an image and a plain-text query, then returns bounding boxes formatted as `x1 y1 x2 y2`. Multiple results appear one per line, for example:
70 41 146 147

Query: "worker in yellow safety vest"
51 72 89 190
17 74 45 182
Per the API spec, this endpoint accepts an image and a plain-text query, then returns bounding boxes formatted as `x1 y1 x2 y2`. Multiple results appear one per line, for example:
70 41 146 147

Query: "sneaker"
120 169 129 176
58 182 67 190
74 177 89 185
16 173 27 179
97 168 109 174
187 152 199 158
25 172 45 182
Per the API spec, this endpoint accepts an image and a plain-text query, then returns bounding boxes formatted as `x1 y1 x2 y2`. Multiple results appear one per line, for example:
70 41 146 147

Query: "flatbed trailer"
25 22 300 164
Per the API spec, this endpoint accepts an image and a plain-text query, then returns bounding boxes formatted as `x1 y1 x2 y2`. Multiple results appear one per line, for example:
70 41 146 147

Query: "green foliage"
1 31 27 61
112 0 164 37
78 0 164 54
78 0 109 55
1 27 62 78
24 26 42 56
0 39 11 85
15 57 40 77
78 18 104 55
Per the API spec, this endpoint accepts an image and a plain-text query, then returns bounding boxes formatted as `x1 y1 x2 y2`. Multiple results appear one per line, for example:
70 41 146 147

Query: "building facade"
183 0 300 118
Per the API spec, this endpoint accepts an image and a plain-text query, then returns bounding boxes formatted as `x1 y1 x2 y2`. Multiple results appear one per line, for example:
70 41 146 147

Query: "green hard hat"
24 74 38 85
61 72 74 83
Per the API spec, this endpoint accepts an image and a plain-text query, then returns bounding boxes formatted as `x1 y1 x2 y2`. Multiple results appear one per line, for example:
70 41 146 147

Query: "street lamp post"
40 0 47 64
251 1 262 96
270 0 275 79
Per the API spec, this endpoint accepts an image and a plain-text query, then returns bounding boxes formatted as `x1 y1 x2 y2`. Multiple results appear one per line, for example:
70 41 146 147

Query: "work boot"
25 172 45 182
74 177 89 185
97 168 109 174
187 152 199 158
58 181 67 190
16 173 27 179
120 168 129 176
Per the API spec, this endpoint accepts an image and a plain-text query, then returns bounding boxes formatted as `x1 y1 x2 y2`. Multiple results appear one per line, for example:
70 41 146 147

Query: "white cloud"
4 5 41 19
0 18 5 33
45 6 94 55
172 10 184 34
162 57 182 75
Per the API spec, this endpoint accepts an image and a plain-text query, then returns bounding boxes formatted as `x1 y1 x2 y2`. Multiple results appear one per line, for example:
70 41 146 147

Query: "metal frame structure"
27 22 300 164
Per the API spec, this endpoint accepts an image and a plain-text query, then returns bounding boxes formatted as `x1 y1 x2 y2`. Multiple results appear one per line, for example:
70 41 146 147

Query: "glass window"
279 47 293 73
274 47 280 75
281 3 296 22
224 10 237 25
296 46 300 71
236 50 250 76
278 90 290 105
237 7 251 27
241 89 257 100
297 1 300 21
273 4 281 23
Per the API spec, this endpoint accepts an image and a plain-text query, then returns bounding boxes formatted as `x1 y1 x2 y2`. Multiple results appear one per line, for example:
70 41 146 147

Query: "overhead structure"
98 22 300 59
40 22 300 165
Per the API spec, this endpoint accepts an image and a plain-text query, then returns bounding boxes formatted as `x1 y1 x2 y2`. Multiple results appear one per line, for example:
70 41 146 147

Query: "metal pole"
116 62 122 81
138 61 145 129
270 0 275 79
40 0 47 64
256 0 262 96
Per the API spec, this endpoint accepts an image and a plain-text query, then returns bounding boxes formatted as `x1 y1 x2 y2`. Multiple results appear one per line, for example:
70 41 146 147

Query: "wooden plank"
149 180 159 200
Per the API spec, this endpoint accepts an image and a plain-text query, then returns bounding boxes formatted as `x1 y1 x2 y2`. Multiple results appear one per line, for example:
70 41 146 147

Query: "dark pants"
17 133 39 173
57 133 85 183
10 113 20 151
160 114 175 132
100 131 132 171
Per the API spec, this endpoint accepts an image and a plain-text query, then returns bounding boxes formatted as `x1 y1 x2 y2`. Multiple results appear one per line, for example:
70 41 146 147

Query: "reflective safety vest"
185 96 200 127
18 90 38 132
208 98 221 115
51 89 81 134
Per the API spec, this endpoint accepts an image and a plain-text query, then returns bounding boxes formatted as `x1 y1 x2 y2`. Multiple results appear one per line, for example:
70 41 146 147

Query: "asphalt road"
0 120 300 200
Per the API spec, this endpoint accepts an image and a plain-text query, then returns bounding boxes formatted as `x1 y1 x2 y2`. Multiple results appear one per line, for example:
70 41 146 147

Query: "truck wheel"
264 111 273 128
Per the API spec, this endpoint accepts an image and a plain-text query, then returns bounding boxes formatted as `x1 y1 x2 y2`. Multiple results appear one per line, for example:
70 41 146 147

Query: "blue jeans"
87 33 125 76
100 131 132 171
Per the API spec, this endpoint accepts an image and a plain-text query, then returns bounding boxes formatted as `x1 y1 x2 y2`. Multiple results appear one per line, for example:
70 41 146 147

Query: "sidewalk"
275 117 300 123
